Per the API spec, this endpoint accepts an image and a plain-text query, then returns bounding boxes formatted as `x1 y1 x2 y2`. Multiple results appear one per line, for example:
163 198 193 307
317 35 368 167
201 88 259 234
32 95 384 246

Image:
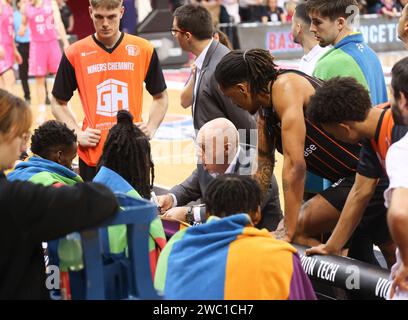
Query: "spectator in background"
246 0 265 22
366 0 383 13
262 0 286 23
214 49 389 270
307 0 388 105
304 77 403 268
292 3 330 84
222 0 240 22
158 118 282 231
291 2 331 198
285 0 297 22
56 0 74 34
357 0 368 14
14 0 31 102
169 0 186 12
380 0 399 17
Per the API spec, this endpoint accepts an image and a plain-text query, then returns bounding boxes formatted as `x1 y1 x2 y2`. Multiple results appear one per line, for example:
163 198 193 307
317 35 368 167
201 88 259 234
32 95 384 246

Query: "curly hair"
204 174 261 218
0 89 31 140
214 49 278 97
30 120 77 158
306 77 371 124
97 110 154 200
391 57 408 104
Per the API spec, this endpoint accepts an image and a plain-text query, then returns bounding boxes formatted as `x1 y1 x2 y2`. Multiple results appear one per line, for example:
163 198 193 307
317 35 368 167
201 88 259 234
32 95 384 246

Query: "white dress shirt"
298 44 331 76
192 39 214 114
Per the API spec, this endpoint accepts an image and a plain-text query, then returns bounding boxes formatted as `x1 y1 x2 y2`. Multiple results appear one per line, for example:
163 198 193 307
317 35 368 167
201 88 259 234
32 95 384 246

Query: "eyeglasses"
171 28 187 37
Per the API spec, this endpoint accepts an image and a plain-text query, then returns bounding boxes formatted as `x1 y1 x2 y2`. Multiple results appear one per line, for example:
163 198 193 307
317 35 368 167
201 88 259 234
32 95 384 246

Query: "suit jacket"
170 145 283 231
193 40 256 134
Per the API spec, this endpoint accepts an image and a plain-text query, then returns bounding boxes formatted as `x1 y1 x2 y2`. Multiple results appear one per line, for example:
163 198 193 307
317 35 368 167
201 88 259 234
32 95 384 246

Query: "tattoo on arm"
255 114 276 202
255 155 274 202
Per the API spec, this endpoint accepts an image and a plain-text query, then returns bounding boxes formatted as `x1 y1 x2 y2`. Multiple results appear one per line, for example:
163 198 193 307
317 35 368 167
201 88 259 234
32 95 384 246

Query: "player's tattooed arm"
255 115 275 202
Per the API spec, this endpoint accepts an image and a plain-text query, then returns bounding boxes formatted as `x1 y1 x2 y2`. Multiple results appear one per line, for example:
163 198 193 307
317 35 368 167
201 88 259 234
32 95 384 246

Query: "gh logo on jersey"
96 79 129 117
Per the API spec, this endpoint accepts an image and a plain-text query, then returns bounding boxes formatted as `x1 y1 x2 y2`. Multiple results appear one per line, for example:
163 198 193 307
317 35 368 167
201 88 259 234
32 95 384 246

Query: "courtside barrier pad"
293 244 391 300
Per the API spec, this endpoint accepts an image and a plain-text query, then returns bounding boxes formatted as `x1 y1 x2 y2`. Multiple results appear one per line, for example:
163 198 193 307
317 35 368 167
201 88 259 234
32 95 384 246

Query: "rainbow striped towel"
7 156 82 186
155 214 316 300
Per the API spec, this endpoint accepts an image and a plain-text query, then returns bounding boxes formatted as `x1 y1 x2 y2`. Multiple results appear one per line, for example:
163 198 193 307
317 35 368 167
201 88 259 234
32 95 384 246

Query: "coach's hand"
157 194 174 214
78 127 101 148
162 207 188 222
306 243 341 257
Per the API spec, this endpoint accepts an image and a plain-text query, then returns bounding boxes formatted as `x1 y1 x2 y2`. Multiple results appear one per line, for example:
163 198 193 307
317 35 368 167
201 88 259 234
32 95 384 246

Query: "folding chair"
80 193 163 300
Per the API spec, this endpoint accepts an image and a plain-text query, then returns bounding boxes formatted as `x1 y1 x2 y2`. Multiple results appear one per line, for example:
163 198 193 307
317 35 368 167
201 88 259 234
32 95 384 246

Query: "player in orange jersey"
52 0 168 181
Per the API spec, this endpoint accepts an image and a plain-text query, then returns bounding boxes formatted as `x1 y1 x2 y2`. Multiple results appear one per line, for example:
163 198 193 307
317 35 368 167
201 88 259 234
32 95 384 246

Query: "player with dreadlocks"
94 110 166 279
214 49 395 268
97 110 154 199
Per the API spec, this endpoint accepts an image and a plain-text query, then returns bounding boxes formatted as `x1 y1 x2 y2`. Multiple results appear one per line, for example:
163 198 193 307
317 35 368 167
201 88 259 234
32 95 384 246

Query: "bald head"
196 118 239 175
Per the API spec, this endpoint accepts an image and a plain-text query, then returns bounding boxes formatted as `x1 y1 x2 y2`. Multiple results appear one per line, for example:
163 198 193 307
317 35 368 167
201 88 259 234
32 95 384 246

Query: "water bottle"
58 232 84 272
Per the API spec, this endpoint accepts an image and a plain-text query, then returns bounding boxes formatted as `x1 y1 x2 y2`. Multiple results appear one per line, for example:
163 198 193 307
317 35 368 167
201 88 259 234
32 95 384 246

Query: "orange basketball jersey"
65 34 154 167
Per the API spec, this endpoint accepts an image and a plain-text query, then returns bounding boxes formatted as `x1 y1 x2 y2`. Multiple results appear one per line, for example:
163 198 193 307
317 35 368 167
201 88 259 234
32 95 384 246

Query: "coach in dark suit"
158 118 282 231
172 4 256 135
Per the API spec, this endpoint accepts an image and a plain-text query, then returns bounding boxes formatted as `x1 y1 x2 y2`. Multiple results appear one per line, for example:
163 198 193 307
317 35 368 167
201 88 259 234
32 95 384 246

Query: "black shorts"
79 158 97 182
320 176 391 245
